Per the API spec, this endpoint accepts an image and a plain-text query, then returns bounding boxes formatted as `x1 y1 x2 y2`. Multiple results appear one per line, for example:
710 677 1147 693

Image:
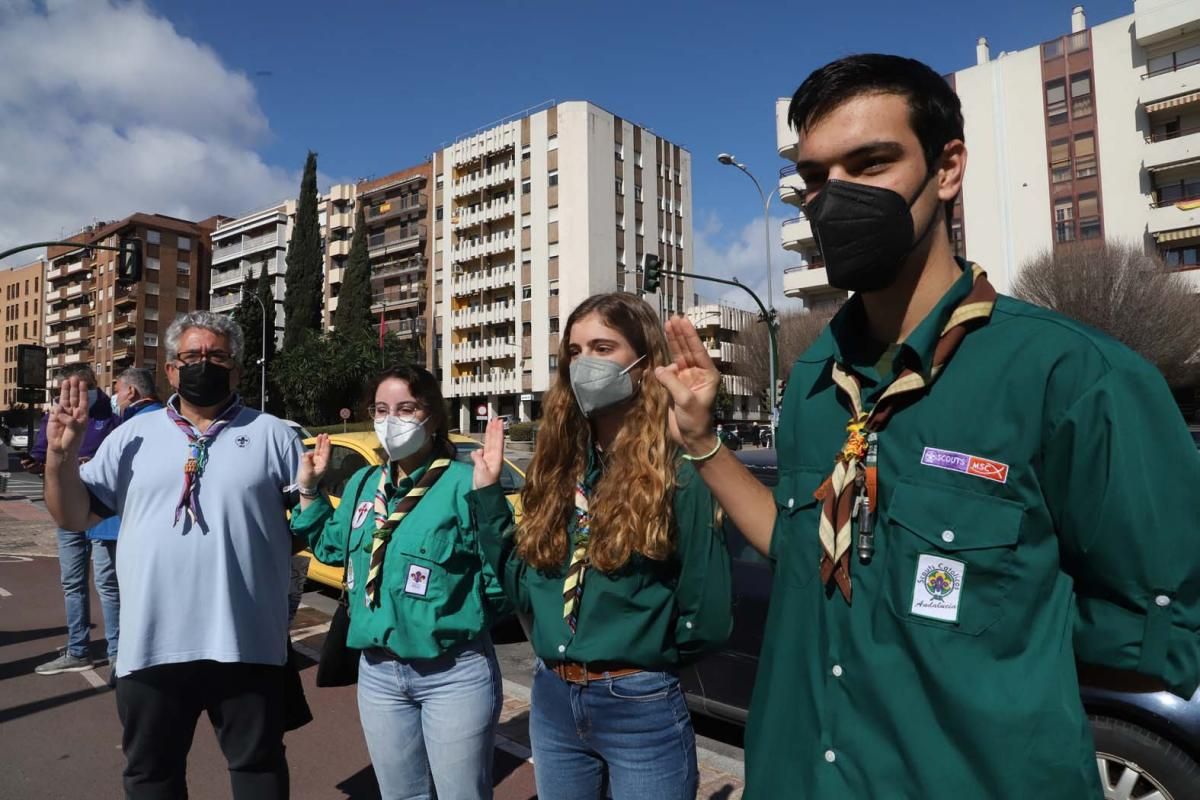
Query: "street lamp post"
718 153 781 439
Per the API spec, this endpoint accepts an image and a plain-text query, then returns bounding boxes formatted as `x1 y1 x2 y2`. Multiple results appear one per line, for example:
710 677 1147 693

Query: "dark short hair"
58 364 96 386
117 367 157 399
788 54 964 172
371 365 449 451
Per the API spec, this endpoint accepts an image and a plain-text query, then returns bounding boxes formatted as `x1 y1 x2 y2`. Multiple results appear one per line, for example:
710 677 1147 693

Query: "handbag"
315 468 373 688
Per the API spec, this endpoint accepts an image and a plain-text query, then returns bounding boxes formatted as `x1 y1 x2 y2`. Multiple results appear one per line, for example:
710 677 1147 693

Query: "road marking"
0 554 34 563
496 736 533 763
289 622 331 640
80 668 107 690
0 587 11 597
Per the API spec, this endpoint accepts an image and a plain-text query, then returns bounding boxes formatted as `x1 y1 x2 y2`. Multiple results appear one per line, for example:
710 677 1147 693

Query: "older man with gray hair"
43 311 302 799
111 367 162 422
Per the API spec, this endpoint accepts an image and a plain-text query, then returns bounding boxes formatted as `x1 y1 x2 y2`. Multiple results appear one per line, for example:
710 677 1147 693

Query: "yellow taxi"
298 431 526 589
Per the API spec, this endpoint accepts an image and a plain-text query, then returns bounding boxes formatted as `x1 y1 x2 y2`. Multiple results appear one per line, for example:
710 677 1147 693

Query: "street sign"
339 408 351 420
474 403 488 420
520 393 533 401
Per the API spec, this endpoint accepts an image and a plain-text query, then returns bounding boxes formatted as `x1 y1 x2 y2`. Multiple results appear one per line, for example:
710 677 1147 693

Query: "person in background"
30 364 121 676
111 367 164 422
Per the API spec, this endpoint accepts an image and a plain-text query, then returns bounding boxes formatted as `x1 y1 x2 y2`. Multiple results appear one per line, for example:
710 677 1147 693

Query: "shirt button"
685 620 694 629
831 665 843 677
941 530 955 543
1155 595 1171 608
557 644 566 653
824 750 836 763
787 498 795 508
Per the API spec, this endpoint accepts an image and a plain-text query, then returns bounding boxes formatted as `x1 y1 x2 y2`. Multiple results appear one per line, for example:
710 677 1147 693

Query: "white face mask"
373 415 429 461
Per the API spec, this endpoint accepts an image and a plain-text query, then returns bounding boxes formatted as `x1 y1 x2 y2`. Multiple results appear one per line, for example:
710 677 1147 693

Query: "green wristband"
681 438 722 463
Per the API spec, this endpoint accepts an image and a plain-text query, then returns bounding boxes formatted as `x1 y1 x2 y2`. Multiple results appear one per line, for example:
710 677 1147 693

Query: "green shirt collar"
828 258 975 383
383 452 436 496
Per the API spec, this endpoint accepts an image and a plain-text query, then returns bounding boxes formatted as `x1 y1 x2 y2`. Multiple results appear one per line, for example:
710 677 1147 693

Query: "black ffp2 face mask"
804 174 938 293
176 361 233 408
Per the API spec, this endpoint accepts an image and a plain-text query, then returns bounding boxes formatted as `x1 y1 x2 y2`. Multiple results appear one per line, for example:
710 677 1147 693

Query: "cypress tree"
332 207 373 335
282 151 324 349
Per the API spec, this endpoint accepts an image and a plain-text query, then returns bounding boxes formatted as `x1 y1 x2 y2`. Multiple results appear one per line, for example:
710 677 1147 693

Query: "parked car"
680 448 1200 799
715 426 741 451
10 432 29 450
297 431 525 590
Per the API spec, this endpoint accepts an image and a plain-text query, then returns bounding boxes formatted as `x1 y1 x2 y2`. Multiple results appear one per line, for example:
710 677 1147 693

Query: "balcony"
453 163 516 196
776 97 798 161
114 312 137 331
111 339 135 360
371 282 427 311
381 317 428 339
373 256 426 281
368 225 426 257
62 348 93 366
451 337 520 363
1148 197 1200 235
1144 127 1200 171
721 374 754 397
63 304 89 321
1135 0 1200 47
210 267 247 291
704 340 747 364
327 266 344 286
328 239 351 258
452 263 517 296
115 285 138 307
44 332 64 347
453 198 516 230
779 165 805 207
450 368 521 396
329 183 354 203
210 291 243 313
452 127 517 165
451 300 517 328
451 230 516 262
328 211 353 231
1142 63 1200 107
782 215 815 252
63 326 93 343
783 264 845 303
366 193 427 225
44 308 65 325
212 230 286 264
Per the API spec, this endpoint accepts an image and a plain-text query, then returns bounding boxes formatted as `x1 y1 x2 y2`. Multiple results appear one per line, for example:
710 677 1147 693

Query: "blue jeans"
530 659 698 800
57 529 119 660
356 636 501 800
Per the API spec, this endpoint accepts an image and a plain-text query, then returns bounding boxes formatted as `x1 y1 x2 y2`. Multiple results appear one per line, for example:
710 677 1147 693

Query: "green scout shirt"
746 260 1200 799
468 455 732 670
291 457 511 660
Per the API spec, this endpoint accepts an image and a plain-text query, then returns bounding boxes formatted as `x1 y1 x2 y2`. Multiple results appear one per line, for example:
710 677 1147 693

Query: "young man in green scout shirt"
656 54 1200 798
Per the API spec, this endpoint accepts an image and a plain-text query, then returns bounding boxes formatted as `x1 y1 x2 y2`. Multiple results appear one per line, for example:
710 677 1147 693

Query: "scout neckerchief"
816 265 997 603
363 450 453 608
166 394 244 526
561 483 592 633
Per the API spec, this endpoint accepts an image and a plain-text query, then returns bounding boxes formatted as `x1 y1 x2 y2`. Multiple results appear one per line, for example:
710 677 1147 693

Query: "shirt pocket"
770 468 828 588
391 530 457 603
880 478 1024 636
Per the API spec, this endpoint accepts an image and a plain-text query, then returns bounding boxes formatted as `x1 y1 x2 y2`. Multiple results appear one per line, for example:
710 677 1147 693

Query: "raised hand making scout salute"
468 291 732 800
655 53 1200 799
291 365 508 800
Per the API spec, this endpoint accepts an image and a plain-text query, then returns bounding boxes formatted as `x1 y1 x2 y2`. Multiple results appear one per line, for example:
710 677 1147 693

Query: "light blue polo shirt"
80 400 304 677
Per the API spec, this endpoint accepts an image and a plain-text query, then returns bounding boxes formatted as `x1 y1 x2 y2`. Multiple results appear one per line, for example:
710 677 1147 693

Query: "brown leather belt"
545 660 643 684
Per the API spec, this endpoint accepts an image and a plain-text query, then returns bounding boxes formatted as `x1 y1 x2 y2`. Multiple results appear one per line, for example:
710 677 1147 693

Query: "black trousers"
115 660 289 800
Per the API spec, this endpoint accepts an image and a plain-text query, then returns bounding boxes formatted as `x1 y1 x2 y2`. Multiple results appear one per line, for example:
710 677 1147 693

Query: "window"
144 334 158 347
615 143 624 160
522 285 532 300
1147 44 1200 77
549 355 558 370
549 280 559 297
1045 79 1067 125
1151 117 1182 143
549 317 559 333
522 179 531 195
1077 193 1100 239
547 207 559 223
1050 139 1071 183
177 261 190 274
616 178 624 195
1154 175 1200 206
548 171 559 187
636 151 643 168
146 256 160 272
1054 198 1075 243
1070 71 1092 118
547 135 558 150
635 186 643 202
1162 244 1200 268
147 230 160 245
146 283 160 295
436 207 444 221
1073 132 1096 178
1043 39 1063 60
522 150 531 161
547 243 559 258
177 236 191 251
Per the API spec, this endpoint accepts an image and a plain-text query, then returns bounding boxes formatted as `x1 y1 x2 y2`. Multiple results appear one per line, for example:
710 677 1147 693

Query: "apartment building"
355 164 434 363
210 182 357 344
1 259 46 410
685 303 766 423
433 101 694 430
777 1 1200 304
44 214 217 398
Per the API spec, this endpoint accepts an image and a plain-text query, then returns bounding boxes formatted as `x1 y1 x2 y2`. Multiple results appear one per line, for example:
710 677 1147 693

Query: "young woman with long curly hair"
469 292 732 800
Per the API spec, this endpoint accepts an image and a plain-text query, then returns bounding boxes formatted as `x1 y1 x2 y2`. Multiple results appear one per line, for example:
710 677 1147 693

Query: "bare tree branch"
736 307 836 395
1012 241 1200 387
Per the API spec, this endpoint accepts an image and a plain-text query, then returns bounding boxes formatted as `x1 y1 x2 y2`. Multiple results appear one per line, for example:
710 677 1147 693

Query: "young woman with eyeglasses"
291 365 509 800
468 292 733 800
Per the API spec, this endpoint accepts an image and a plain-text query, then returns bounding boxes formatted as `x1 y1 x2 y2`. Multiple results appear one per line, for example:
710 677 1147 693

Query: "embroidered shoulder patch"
920 447 1009 484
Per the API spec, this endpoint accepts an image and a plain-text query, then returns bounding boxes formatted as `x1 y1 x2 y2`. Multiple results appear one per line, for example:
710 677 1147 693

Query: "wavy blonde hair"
517 293 677 573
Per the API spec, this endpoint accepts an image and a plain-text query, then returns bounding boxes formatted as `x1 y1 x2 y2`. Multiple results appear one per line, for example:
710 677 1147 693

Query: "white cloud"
691 208 808 313
0 0 298 264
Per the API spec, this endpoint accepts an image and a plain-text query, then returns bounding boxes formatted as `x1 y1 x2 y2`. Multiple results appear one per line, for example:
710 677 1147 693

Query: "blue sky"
2 0 1135 307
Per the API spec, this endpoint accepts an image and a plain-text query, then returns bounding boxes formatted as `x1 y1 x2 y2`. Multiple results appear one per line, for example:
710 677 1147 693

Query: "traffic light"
641 253 661 294
775 378 787 407
117 237 143 284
